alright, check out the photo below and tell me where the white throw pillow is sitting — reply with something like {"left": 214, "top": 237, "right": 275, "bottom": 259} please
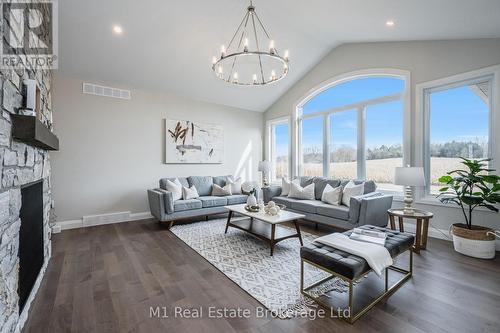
{"left": 165, "top": 178, "right": 183, "bottom": 201}
{"left": 212, "top": 183, "right": 232, "bottom": 196}
{"left": 281, "top": 178, "right": 299, "bottom": 196}
{"left": 321, "top": 184, "right": 342, "bottom": 206}
{"left": 182, "top": 185, "right": 199, "bottom": 200}
{"left": 227, "top": 177, "right": 242, "bottom": 194}
{"left": 288, "top": 182, "right": 315, "bottom": 200}
{"left": 341, "top": 181, "right": 364, "bottom": 207}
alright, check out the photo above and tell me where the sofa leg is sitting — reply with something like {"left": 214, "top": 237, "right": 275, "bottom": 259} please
{"left": 315, "top": 223, "right": 319, "bottom": 230}
{"left": 167, "top": 221, "right": 174, "bottom": 229}
{"left": 205, "top": 215, "right": 209, "bottom": 221}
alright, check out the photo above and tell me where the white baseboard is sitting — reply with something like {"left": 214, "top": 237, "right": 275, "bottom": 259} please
{"left": 54, "top": 210, "right": 453, "bottom": 243}
{"left": 83, "top": 211, "right": 131, "bottom": 227}
{"left": 53, "top": 211, "right": 153, "bottom": 231}
{"left": 55, "top": 219, "right": 82, "bottom": 231}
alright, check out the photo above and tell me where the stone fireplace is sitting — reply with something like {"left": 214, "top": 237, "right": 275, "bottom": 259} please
{"left": 0, "top": 3, "right": 54, "bottom": 332}
{"left": 0, "top": 80, "right": 53, "bottom": 332}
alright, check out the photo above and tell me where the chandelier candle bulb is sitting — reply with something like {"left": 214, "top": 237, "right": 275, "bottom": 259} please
{"left": 220, "top": 45, "right": 226, "bottom": 57}
{"left": 269, "top": 40, "right": 275, "bottom": 54}
{"left": 244, "top": 38, "right": 249, "bottom": 52}
{"left": 212, "top": 56, "right": 217, "bottom": 64}
{"left": 233, "top": 72, "right": 238, "bottom": 83}
{"left": 284, "top": 50, "right": 289, "bottom": 61}
{"left": 252, "top": 74, "right": 258, "bottom": 84}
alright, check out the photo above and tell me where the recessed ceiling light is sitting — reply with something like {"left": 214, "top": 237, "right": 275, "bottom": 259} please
{"left": 386, "top": 20, "right": 395, "bottom": 27}
{"left": 112, "top": 25, "right": 123, "bottom": 35}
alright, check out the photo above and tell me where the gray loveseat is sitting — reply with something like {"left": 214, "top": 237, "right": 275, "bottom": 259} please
{"left": 148, "top": 175, "right": 249, "bottom": 227}
{"left": 263, "top": 177, "right": 393, "bottom": 229}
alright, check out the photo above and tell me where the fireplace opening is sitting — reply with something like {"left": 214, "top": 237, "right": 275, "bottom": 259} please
{"left": 18, "top": 179, "right": 44, "bottom": 313}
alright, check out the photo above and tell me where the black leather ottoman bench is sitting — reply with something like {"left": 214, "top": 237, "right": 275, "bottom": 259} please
{"left": 300, "top": 225, "right": 415, "bottom": 323}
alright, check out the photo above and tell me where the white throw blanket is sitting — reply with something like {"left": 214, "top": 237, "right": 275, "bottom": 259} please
{"left": 314, "top": 233, "right": 393, "bottom": 276}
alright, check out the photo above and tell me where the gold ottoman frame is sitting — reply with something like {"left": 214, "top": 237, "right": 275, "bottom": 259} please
{"left": 300, "top": 249, "right": 413, "bottom": 324}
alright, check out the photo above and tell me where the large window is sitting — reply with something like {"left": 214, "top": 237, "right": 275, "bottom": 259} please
{"left": 299, "top": 75, "right": 406, "bottom": 191}
{"left": 426, "top": 78, "right": 491, "bottom": 194}
{"left": 365, "top": 100, "right": 404, "bottom": 191}
{"left": 269, "top": 119, "right": 290, "bottom": 182}
{"left": 329, "top": 109, "right": 357, "bottom": 180}
{"left": 301, "top": 116, "right": 324, "bottom": 177}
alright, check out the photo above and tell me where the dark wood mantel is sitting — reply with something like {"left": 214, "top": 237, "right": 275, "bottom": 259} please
{"left": 11, "top": 114, "right": 59, "bottom": 151}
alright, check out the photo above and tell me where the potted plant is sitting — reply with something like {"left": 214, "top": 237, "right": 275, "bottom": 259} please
{"left": 438, "top": 158, "right": 500, "bottom": 259}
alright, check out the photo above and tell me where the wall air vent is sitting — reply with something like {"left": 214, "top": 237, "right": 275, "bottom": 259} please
{"left": 82, "top": 82, "right": 131, "bottom": 100}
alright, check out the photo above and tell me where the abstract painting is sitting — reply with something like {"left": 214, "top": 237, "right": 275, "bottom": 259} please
{"left": 165, "top": 119, "right": 224, "bottom": 164}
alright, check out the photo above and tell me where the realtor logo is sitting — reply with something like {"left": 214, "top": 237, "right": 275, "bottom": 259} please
{"left": 1, "top": 0, "right": 58, "bottom": 69}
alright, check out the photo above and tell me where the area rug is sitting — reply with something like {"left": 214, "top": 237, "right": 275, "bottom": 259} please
{"left": 170, "top": 217, "right": 347, "bottom": 318}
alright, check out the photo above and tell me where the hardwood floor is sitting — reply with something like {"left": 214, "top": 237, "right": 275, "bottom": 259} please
{"left": 23, "top": 217, "right": 500, "bottom": 333}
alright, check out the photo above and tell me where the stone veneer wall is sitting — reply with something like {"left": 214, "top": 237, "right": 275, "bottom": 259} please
{"left": 0, "top": 2, "right": 53, "bottom": 332}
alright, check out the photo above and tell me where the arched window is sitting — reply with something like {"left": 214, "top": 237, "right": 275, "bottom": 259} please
{"left": 297, "top": 72, "right": 409, "bottom": 192}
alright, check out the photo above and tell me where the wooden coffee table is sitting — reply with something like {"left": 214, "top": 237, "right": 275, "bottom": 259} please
{"left": 224, "top": 204, "right": 305, "bottom": 256}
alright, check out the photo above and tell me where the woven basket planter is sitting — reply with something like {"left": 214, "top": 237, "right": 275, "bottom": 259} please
{"left": 451, "top": 223, "right": 496, "bottom": 259}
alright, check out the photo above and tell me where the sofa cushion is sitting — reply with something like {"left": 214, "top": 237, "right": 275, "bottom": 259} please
{"left": 321, "top": 184, "right": 342, "bottom": 205}
{"left": 174, "top": 199, "right": 202, "bottom": 212}
{"left": 316, "top": 204, "right": 350, "bottom": 220}
{"left": 226, "top": 194, "right": 248, "bottom": 205}
{"left": 213, "top": 175, "right": 232, "bottom": 187}
{"left": 349, "top": 192, "right": 382, "bottom": 223}
{"left": 182, "top": 185, "right": 199, "bottom": 200}
{"left": 361, "top": 180, "right": 377, "bottom": 194}
{"left": 341, "top": 181, "right": 365, "bottom": 207}
{"left": 198, "top": 196, "right": 227, "bottom": 208}
{"left": 188, "top": 176, "right": 213, "bottom": 196}
{"left": 288, "top": 183, "right": 315, "bottom": 200}
{"left": 164, "top": 178, "right": 183, "bottom": 201}
{"left": 212, "top": 184, "right": 232, "bottom": 196}
{"left": 227, "top": 177, "right": 242, "bottom": 194}
{"left": 160, "top": 177, "right": 189, "bottom": 189}
{"left": 314, "top": 178, "right": 341, "bottom": 200}
{"left": 291, "top": 200, "right": 325, "bottom": 214}
{"left": 273, "top": 196, "right": 301, "bottom": 208}
{"left": 299, "top": 176, "right": 315, "bottom": 187}
{"left": 340, "top": 180, "right": 377, "bottom": 194}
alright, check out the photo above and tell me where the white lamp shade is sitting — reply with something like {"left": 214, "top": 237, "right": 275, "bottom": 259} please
{"left": 394, "top": 167, "right": 426, "bottom": 186}
{"left": 258, "top": 160, "right": 271, "bottom": 172}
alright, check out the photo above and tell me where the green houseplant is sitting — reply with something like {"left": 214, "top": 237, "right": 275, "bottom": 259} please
{"left": 438, "top": 158, "right": 500, "bottom": 258}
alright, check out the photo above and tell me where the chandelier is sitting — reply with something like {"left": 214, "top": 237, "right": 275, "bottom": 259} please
{"left": 211, "top": 1, "right": 289, "bottom": 86}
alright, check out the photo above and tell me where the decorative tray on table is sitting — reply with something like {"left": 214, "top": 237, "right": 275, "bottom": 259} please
{"left": 244, "top": 205, "right": 260, "bottom": 213}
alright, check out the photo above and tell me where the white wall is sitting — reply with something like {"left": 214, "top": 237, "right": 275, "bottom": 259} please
{"left": 265, "top": 39, "right": 500, "bottom": 241}
{"left": 51, "top": 74, "right": 263, "bottom": 221}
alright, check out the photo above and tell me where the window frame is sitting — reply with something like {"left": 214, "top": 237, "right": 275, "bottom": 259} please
{"left": 293, "top": 69, "right": 411, "bottom": 194}
{"left": 266, "top": 116, "right": 292, "bottom": 183}
{"left": 416, "top": 66, "right": 499, "bottom": 202}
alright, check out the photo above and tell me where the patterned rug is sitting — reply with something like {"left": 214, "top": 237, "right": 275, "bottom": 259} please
{"left": 170, "top": 217, "right": 347, "bottom": 318}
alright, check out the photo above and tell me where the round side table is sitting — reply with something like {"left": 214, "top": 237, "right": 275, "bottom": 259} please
{"left": 387, "top": 209, "right": 434, "bottom": 254}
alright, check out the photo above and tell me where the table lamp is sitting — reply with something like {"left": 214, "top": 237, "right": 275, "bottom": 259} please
{"left": 258, "top": 160, "right": 271, "bottom": 187}
{"left": 394, "top": 167, "right": 425, "bottom": 214}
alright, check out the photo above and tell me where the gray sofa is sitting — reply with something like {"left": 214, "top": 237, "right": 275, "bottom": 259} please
{"left": 148, "top": 175, "right": 250, "bottom": 227}
{"left": 263, "top": 177, "right": 393, "bottom": 229}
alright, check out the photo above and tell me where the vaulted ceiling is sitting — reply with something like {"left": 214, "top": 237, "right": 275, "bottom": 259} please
{"left": 58, "top": 0, "right": 500, "bottom": 112}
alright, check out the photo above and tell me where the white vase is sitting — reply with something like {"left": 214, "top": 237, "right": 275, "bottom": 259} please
{"left": 247, "top": 194, "right": 257, "bottom": 206}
